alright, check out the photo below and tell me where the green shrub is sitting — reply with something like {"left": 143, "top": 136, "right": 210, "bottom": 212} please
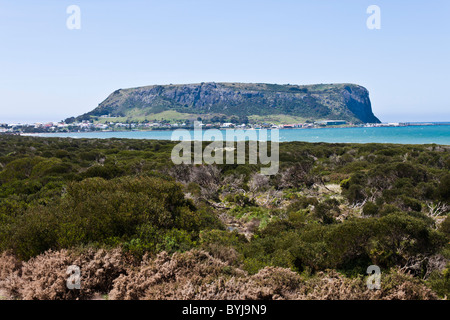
{"left": 427, "top": 264, "right": 450, "bottom": 298}
{"left": 438, "top": 174, "right": 450, "bottom": 201}
{"left": 314, "top": 198, "right": 340, "bottom": 224}
{"left": 363, "top": 201, "right": 379, "bottom": 216}
{"left": 82, "top": 165, "right": 124, "bottom": 180}
{"left": 439, "top": 216, "right": 450, "bottom": 240}
{"left": 2, "top": 176, "right": 200, "bottom": 259}
{"left": 370, "top": 214, "right": 446, "bottom": 268}
{"left": 155, "top": 229, "right": 195, "bottom": 253}
{"left": 225, "top": 193, "right": 255, "bottom": 207}
{"left": 344, "top": 184, "right": 365, "bottom": 204}
{"left": 399, "top": 195, "right": 422, "bottom": 212}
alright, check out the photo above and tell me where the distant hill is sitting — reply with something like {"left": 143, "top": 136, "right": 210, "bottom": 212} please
{"left": 73, "top": 82, "right": 381, "bottom": 124}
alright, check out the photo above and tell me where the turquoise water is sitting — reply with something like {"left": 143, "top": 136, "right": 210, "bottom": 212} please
{"left": 27, "top": 125, "right": 450, "bottom": 145}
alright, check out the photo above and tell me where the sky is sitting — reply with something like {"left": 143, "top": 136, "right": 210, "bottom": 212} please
{"left": 0, "top": 0, "right": 449, "bottom": 123}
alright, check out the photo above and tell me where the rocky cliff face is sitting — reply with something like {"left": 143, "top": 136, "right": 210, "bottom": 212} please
{"left": 341, "top": 85, "right": 379, "bottom": 123}
{"left": 79, "top": 82, "right": 380, "bottom": 123}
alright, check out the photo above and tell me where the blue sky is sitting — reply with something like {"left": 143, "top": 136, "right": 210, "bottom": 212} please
{"left": 0, "top": 0, "right": 449, "bottom": 123}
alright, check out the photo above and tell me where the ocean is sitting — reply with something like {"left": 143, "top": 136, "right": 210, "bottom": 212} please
{"left": 26, "top": 125, "right": 450, "bottom": 145}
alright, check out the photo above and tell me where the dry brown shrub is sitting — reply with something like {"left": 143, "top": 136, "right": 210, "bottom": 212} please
{"left": 1, "top": 248, "right": 440, "bottom": 300}
{"left": 200, "top": 244, "right": 241, "bottom": 266}
{"left": 0, "top": 251, "right": 21, "bottom": 280}
{"left": 1, "top": 248, "right": 128, "bottom": 300}
{"left": 148, "top": 266, "right": 303, "bottom": 300}
{"left": 0, "top": 251, "right": 22, "bottom": 299}
{"left": 110, "top": 250, "right": 246, "bottom": 300}
{"left": 297, "top": 269, "right": 439, "bottom": 300}
{"left": 370, "top": 268, "right": 438, "bottom": 300}
{"left": 246, "top": 267, "right": 303, "bottom": 299}
{"left": 110, "top": 250, "right": 305, "bottom": 300}
{"left": 4, "top": 249, "right": 74, "bottom": 300}
{"left": 213, "top": 267, "right": 303, "bottom": 300}
{"left": 110, "top": 250, "right": 440, "bottom": 300}
{"left": 297, "top": 270, "right": 370, "bottom": 300}
{"left": 71, "top": 248, "right": 128, "bottom": 298}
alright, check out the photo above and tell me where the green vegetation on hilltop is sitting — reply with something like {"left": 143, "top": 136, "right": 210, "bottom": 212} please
{"left": 74, "top": 82, "right": 380, "bottom": 124}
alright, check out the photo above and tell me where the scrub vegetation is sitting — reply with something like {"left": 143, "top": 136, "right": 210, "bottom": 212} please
{"left": 0, "top": 135, "right": 448, "bottom": 300}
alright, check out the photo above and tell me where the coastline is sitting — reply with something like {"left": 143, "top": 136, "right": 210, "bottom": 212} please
{"left": 18, "top": 125, "right": 450, "bottom": 145}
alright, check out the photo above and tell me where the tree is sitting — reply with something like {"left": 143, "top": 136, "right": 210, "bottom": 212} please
{"left": 65, "top": 117, "right": 76, "bottom": 124}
